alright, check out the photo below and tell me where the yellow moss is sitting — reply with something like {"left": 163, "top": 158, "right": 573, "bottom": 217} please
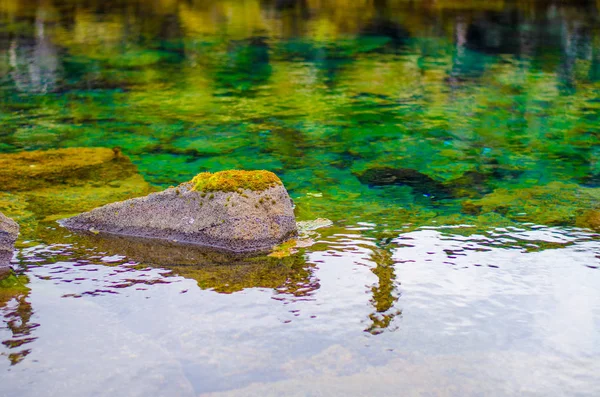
{"left": 576, "top": 209, "right": 600, "bottom": 230}
{"left": 191, "top": 170, "right": 282, "bottom": 193}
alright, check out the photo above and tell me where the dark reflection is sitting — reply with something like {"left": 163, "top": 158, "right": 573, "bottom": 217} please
{"left": 465, "top": 11, "right": 522, "bottom": 56}
{"left": 0, "top": 270, "right": 36, "bottom": 366}
{"left": 215, "top": 36, "right": 272, "bottom": 96}
{"left": 361, "top": 0, "right": 410, "bottom": 51}
{"left": 365, "top": 242, "right": 401, "bottom": 335}
{"left": 270, "top": 0, "right": 309, "bottom": 12}
{"left": 263, "top": 0, "right": 310, "bottom": 37}
{"left": 58, "top": 230, "right": 319, "bottom": 295}
{"left": 170, "top": 253, "right": 316, "bottom": 295}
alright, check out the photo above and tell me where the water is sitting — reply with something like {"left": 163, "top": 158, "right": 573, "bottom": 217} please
{"left": 1, "top": 0, "right": 600, "bottom": 395}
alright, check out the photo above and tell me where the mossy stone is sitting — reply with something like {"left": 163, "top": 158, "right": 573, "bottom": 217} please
{"left": 61, "top": 170, "right": 297, "bottom": 253}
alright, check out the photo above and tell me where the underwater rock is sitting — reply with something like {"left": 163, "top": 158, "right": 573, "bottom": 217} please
{"left": 355, "top": 167, "right": 452, "bottom": 199}
{"left": 446, "top": 170, "right": 493, "bottom": 198}
{"left": 61, "top": 170, "right": 297, "bottom": 253}
{"left": 0, "top": 147, "right": 139, "bottom": 191}
{"left": 0, "top": 212, "right": 19, "bottom": 269}
{"left": 461, "top": 182, "right": 600, "bottom": 227}
{"left": 0, "top": 147, "right": 153, "bottom": 237}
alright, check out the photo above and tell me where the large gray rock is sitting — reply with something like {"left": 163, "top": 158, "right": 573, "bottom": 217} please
{"left": 0, "top": 212, "right": 19, "bottom": 268}
{"left": 60, "top": 171, "right": 297, "bottom": 253}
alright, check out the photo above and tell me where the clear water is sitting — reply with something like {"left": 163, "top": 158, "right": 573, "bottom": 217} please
{"left": 1, "top": 0, "right": 600, "bottom": 395}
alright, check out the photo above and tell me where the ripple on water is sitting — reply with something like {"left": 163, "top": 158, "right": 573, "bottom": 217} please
{"left": 1, "top": 224, "right": 599, "bottom": 396}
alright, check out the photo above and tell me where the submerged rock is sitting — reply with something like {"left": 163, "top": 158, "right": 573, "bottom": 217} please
{"left": 0, "top": 212, "right": 19, "bottom": 269}
{"left": 61, "top": 170, "right": 297, "bottom": 253}
{"left": 356, "top": 167, "right": 452, "bottom": 199}
{"left": 0, "top": 147, "right": 135, "bottom": 191}
{"left": 0, "top": 147, "right": 153, "bottom": 236}
{"left": 461, "top": 182, "right": 600, "bottom": 228}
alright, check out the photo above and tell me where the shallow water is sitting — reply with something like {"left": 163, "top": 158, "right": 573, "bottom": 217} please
{"left": 1, "top": 0, "right": 600, "bottom": 395}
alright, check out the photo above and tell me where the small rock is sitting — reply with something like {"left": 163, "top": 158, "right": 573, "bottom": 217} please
{"left": 297, "top": 218, "right": 333, "bottom": 233}
{"left": 61, "top": 170, "right": 297, "bottom": 253}
{"left": 0, "top": 212, "right": 19, "bottom": 269}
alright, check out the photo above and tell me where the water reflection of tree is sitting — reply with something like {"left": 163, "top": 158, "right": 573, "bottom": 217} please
{"left": 0, "top": 271, "right": 37, "bottom": 366}
{"left": 365, "top": 242, "right": 401, "bottom": 335}
{"left": 215, "top": 36, "right": 272, "bottom": 96}
{"left": 6, "top": 3, "right": 59, "bottom": 93}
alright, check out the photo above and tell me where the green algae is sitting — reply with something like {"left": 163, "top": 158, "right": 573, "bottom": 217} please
{"left": 170, "top": 253, "right": 313, "bottom": 294}
{"left": 191, "top": 170, "right": 283, "bottom": 193}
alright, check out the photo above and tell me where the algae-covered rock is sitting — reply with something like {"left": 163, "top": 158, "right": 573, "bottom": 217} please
{"left": 461, "top": 182, "right": 600, "bottom": 227}
{"left": 0, "top": 147, "right": 134, "bottom": 191}
{"left": 0, "top": 148, "right": 154, "bottom": 237}
{"left": 0, "top": 212, "right": 19, "bottom": 269}
{"left": 61, "top": 170, "right": 297, "bottom": 253}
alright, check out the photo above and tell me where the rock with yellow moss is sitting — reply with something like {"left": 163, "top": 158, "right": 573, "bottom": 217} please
{"left": 0, "top": 212, "right": 19, "bottom": 269}
{"left": 60, "top": 170, "right": 297, "bottom": 253}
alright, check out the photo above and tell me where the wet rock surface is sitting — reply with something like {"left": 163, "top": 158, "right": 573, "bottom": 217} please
{"left": 61, "top": 170, "right": 297, "bottom": 253}
{"left": 0, "top": 212, "right": 19, "bottom": 269}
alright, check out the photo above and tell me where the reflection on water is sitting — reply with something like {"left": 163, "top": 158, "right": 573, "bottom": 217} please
{"left": 1, "top": 224, "right": 599, "bottom": 396}
{"left": 0, "top": 269, "right": 35, "bottom": 366}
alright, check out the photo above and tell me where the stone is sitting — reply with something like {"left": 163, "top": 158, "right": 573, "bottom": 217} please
{"left": 0, "top": 147, "right": 154, "bottom": 237}
{"left": 0, "top": 212, "right": 19, "bottom": 269}
{"left": 60, "top": 170, "right": 297, "bottom": 253}
{"left": 355, "top": 167, "right": 452, "bottom": 199}
{"left": 0, "top": 147, "right": 136, "bottom": 191}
